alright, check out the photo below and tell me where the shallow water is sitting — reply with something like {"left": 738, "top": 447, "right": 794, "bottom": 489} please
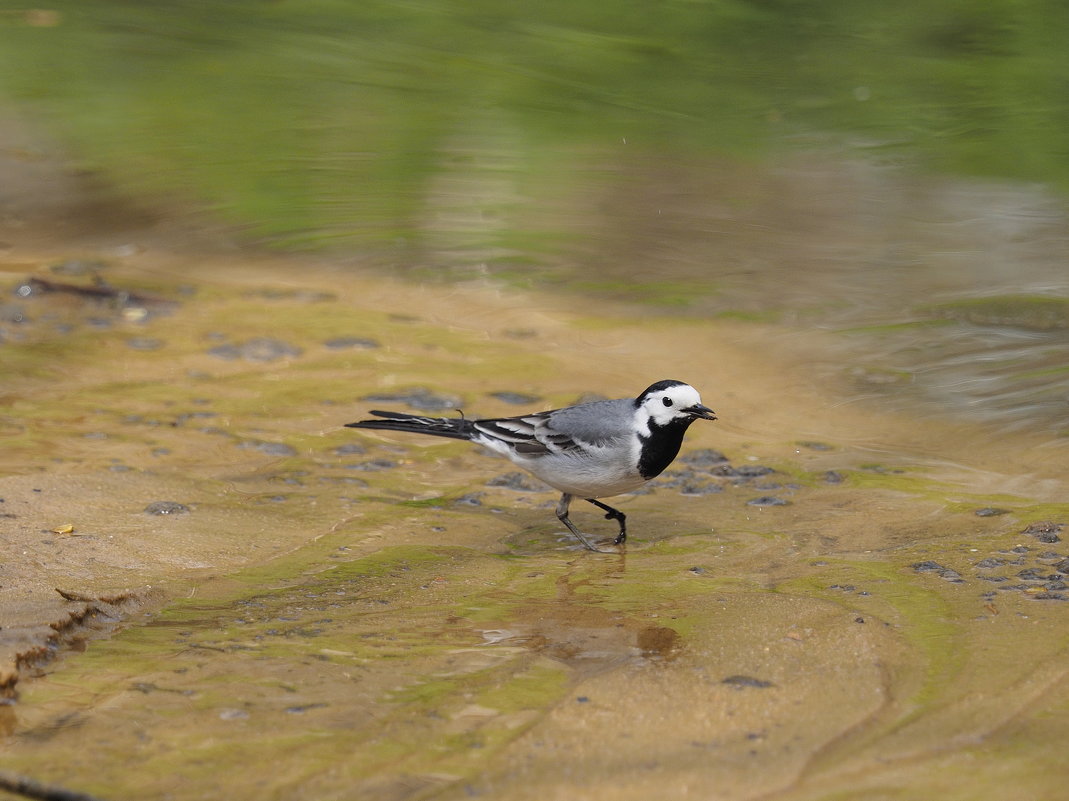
{"left": 1, "top": 233, "right": 1069, "bottom": 799}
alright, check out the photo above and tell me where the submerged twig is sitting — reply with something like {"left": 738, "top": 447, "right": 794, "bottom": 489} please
{"left": 21, "top": 277, "right": 173, "bottom": 308}
{"left": 0, "top": 770, "right": 108, "bottom": 801}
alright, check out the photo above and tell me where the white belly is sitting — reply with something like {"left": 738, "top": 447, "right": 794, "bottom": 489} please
{"left": 509, "top": 450, "right": 647, "bottom": 499}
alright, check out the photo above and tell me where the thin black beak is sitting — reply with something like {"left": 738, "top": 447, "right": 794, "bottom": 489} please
{"left": 685, "top": 403, "right": 717, "bottom": 421}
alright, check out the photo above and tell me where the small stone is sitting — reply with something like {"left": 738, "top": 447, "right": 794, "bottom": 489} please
{"left": 823, "top": 470, "right": 845, "bottom": 484}
{"left": 345, "top": 459, "right": 397, "bottom": 472}
{"left": 722, "top": 675, "right": 774, "bottom": 689}
{"left": 680, "top": 482, "right": 723, "bottom": 496}
{"left": 680, "top": 449, "right": 730, "bottom": 467}
{"left": 735, "top": 465, "right": 775, "bottom": 478}
{"left": 746, "top": 496, "right": 788, "bottom": 507}
{"left": 938, "top": 568, "right": 965, "bottom": 583}
{"left": 454, "top": 493, "right": 484, "bottom": 507}
{"left": 144, "top": 501, "right": 190, "bottom": 516}
{"left": 975, "top": 507, "right": 1011, "bottom": 517}
{"left": 324, "top": 336, "right": 380, "bottom": 350}
{"left": 1023, "top": 522, "right": 1063, "bottom": 543}
{"left": 913, "top": 561, "right": 947, "bottom": 573}
{"left": 976, "top": 558, "right": 1005, "bottom": 568}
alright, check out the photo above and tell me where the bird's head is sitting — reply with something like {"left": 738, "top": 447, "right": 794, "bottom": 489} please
{"left": 636, "top": 380, "right": 717, "bottom": 428}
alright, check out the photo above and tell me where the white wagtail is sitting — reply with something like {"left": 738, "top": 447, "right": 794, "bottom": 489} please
{"left": 345, "top": 380, "right": 717, "bottom": 552}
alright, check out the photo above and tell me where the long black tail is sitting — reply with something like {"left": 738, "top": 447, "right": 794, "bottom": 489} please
{"left": 345, "top": 410, "right": 477, "bottom": 441}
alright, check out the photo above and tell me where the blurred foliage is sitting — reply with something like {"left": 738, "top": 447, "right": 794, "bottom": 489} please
{"left": 0, "top": 0, "right": 1067, "bottom": 251}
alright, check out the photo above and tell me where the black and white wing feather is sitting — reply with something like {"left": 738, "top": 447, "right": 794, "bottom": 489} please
{"left": 473, "top": 398, "right": 636, "bottom": 457}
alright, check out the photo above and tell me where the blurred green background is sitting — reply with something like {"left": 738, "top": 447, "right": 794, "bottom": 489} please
{"left": 2, "top": 0, "right": 1067, "bottom": 261}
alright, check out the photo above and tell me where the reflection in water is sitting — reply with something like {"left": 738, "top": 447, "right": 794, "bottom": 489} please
{"left": 412, "top": 139, "right": 1069, "bottom": 433}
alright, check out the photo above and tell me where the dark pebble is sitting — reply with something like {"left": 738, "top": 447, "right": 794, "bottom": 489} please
{"left": 454, "top": 493, "right": 484, "bottom": 507}
{"left": 680, "top": 449, "right": 730, "bottom": 467}
{"left": 1031, "top": 592, "right": 1067, "bottom": 601}
{"left": 1022, "top": 521, "right": 1063, "bottom": 543}
{"left": 323, "top": 336, "right": 380, "bottom": 350}
{"left": 688, "top": 566, "right": 706, "bottom": 574}
{"left": 713, "top": 464, "right": 775, "bottom": 479}
{"left": 144, "top": 501, "right": 190, "bottom": 516}
{"left": 746, "top": 496, "right": 788, "bottom": 507}
{"left": 823, "top": 470, "right": 845, "bottom": 484}
{"left": 361, "top": 388, "right": 461, "bottom": 412}
{"left": 1055, "top": 558, "right": 1069, "bottom": 575}
{"left": 208, "top": 338, "right": 303, "bottom": 362}
{"left": 487, "top": 472, "right": 549, "bottom": 492}
{"left": 913, "top": 561, "right": 946, "bottom": 572}
{"left": 976, "top": 558, "right": 1005, "bottom": 568}
{"left": 489, "top": 391, "right": 541, "bottom": 405}
{"left": 680, "top": 483, "right": 723, "bottom": 496}
{"left": 1017, "top": 568, "right": 1046, "bottom": 580}
{"left": 722, "top": 675, "right": 774, "bottom": 689}
{"left": 346, "top": 459, "right": 397, "bottom": 472}
{"left": 975, "top": 507, "right": 1011, "bottom": 517}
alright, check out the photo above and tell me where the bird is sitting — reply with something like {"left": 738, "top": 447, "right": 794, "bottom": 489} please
{"left": 345, "top": 379, "right": 717, "bottom": 552}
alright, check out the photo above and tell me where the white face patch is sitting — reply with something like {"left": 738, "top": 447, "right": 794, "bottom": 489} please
{"left": 640, "top": 383, "right": 705, "bottom": 427}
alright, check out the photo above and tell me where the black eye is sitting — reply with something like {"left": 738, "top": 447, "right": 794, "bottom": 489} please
{"left": 662, "top": 397, "right": 673, "bottom": 407}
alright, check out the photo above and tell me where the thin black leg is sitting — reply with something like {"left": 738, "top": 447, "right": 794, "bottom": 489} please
{"left": 555, "top": 493, "right": 611, "bottom": 553}
{"left": 585, "top": 498, "right": 627, "bottom": 545}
